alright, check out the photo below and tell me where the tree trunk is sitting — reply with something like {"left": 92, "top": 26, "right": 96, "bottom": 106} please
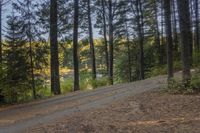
{"left": 29, "top": 40, "right": 36, "bottom": 99}
{"left": 28, "top": 1, "right": 36, "bottom": 99}
{"left": 101, "top": 0, "right": 109, "bottom": 75}
{"left": 172, "top": 0, "right": 179, "bottom": 54}
{"left": 195, "top": 0, "right": 200, "bottom": 51}
{"left": 108, "top": 0, "right": 114, "bottom": 84}
{"left": 125, "top": 22, "right": 132, "bottom": 82}
{"left": 154, "top": 0, "right": 161, "bottom": 65}
{"left": 164, "top": 0, "right": 174, "bottom": 81}
{"left": 177, "top": 0, "right": 192, "bottom": 84}
{"left": 160, "top": 0, "right": 166, "bottom": 65}
{"left": 136, "top": 0, "right": 144, "bottom": 80}
{"left": 0, "top": 1, "right": 2, "bottom": 64}
{"left": 189, "top": 0, "right": 194, "bottom": 59}
{"left": 87, "top": 0, "right": 96, "bottom": 80}
{"left": 50, "top": 0, "right": 61, "bottom": 94}
{"left": 73, "top": 0, "right": 80, "bottom": 91}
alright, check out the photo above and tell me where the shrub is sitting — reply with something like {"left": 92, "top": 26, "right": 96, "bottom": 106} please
{"left": 166, "top": 68, "right": 200, "bottom": 94}
{"left": 61, "top": 78, "right": 73, "bottom": 93}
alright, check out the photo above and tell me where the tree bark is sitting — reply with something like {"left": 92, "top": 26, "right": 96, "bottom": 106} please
{"left": 189, "top": 0, "right": 194, "bottom": 59}
{"left": 27, "top": 1, "right": 36, "bottom": 99}
{"left": 124, "top": 20, "right": 132, "bottom": 82}
{"left": 172, "top": 0, "right": 179, "bottom": 54}
{"left": 153, "top": 0, "right": 162, "bottom": 65}
{"left": 28, "top": 44, "right": 35, "bottom": 100}
{"left": 87, "top": 0, "right": 96, "bottom": 80}
{"left": 0, "top": 1, "right": 2, "bottom": 64}
{"left": 164, "top": 0, "right": 174, "bottom": 81}
{"left": 108, "top": 0, "right": 114, "bottom": 84}
{"left": 136, "top": 0, "right": 144, "bottom": 80}
{"left": 101, "top": 0, "right": 109, "bottom": 75}
{"left": 177, "top": 0, "right": 192, "bottom": 84}
{"left": 73, "top": 0, "right": 80, "bottom": 91}
{"left": 50, "top": 0, "right": 61, "bottom": 94}
{"left": 195, "top": 0, "right": 200, "bottom": 51}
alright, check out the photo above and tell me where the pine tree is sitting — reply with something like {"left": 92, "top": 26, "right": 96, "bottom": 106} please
{"left": 50, "top": 0, "right": 61, "bottom": 94}
{"left": 108, "top": 0, "right": 114, "bottom": 84}
{"left": 94, "top": 0, "right": 109, "bottom": 75}
{"left": 194, "top": 0, "right": 200, "bottom": 51}
{"left": 0, "top": 0, "right": 2, "bottom": 64}
{"left": 135, "top": 0, "right": 145, "bottom": 80}
{"left": 4, "top": 11, "right": 30, "bottom": 103}
{"left": 13, "top": 0, "right": 49, "bottom": 98}
{"left": 177, "top": 0, "right": 192, "bottom": 85}
{"left": 0, "top": 0, "right": 9, "bottom": 64}
{"left": 73, "top": 0, "right": 80, "bottom": 91}
{"left": 79, "top": 0, "right": 97, "bottom": 80}
{"left": 164, "top": 0, "right": 174, "bottom": 81}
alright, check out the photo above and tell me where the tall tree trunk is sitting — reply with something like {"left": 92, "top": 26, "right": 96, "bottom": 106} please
{"left": 28, "top": 1, "right": 36, "bottom": 99}
{"left": 50, "top": 0, "right": 61, "bottom": 94}
{"left": 189, "top": 0, "right": 194, "bottom": 59}
{"left": 172, "top": 0, "right": 179, "bottom": 54}
{"left": 164, "top": 0, "right": 174, "bottom": 81}
{"left": 136, "top": 0, "right": 144, "bottom": 80}
{"left": 87, "top": 0, "right": 96, "bottom": 80}
{"left": 108, "top": 0, "right": 114, "bottom": 84}
{"left": 153, "top": 0, "right": 161, "bottom": 65}
{"left": 73, "top": 0, "right": 80, "bottom": 91}
{"left": 0, "top": 1, "right": 2, "bottom": 64}
{"left": 29, "top": 40, "right": 36, "bottom": 99}
{"left": 125, "top": 22, "right": 132, "bottom": 82}
{"left": 177, "top": 0, "right": 192, "bottom": 84}
{"left": 101, "top": 0, "right": 109, "bottom": 75}
{"left": 161, "top": 0, "right": 165, "bottom": 65}
{"left": 0, "top": 1, "right": 3, "bottom": 103}
{"left": 195, "top": 0, "right": 200, "bottom": 51}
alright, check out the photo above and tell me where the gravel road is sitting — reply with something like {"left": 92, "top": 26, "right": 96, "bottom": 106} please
{"left": 0, "top": 74, "right": 170, "bottom": 133}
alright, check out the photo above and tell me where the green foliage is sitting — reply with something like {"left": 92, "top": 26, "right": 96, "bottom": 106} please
{"left": 93, "top": 77, "right": 110, "bottom": 88}
{"left": 114, "top": 54, "right": 131, "bottom": 83}
{"left": 166, "top": 68, "right": 200, "bottom": 94}
{"left": 60, "top": 73, "right": 109, "bottom": 93}
{"left": 190, "top": 69, "right": 200, "bottom": 91}
{"left": 149, "top": 61, "right": 182, "bottom": 77}
{"left": 149, "top": 65, "right": 167, "bottom": 77}
{"left": 166, "top": 79, "right": 191, "bottom": 94}
{"left": 174, "top": 61, "right": 182, "bottom": 71}
{"left": 193, "top": 52, "right": 200, "bottom": 67}
{"left": 61, "top": 78, "right": 73, "bottom": 93}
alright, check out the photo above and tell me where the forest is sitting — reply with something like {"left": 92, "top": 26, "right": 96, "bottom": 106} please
{"left": 0, "top": 0, "right": 199, "bottom": 104}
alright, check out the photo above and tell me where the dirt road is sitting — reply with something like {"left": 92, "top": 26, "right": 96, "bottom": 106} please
{"left": 0, "top": 74, "right": 168, "bottom": 133}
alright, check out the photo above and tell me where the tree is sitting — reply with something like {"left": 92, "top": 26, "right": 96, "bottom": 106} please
{"left": 0, "top": 0, "right": 9, "bottom": 64}
{"left": 73, "top": 0, "right": 80, "bottom": 91}
{"left": 172, "top": 0, "right": 179, "bottom": 55}
{"left": 135, "top": 0, "right": 144, "bottom": 80}
{"left": 194, "top": 0, "right": 200, "bottom": 51}
{"left": 101, "top": 0, "right": 109, "bottom": 75}
{"left": 86, "top": 0, "right": 96, "bottom": 80}
{"left": 163, "top": 0, "right": 173, "bottom": 81}
{"left": 177, "top": 0, "right": 192, "bottom": 84}
{"left": 50, "top": 0, "right": 61, "bottom": 94}
{"left": 94, "top": 0, "right": 109, "bottom": 75}
{"left": 3, "top": 11, "right": 30, "bottom": 103}
{"left": 13, "top": 0, "right": 49, "bottom": 98}
{"left": 108, "top": 0, "right": 114, "bottom": 84}
{"left": 0, "top": 0, "right": 2, "bottom": 64}
{"left": 153, "top": 0, "right": 162, "bottom": 65}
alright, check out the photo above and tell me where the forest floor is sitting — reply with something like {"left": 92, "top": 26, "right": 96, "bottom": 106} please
{"left": 29, "top": 90, "right": 200, "bottom": 133}
{"left": 1, "top": 71, "right": 200, "bottom": 133}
